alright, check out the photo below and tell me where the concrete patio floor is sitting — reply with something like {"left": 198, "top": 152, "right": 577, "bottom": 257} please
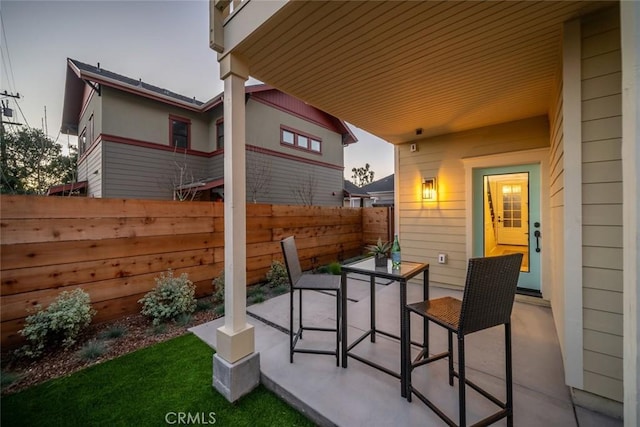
{"left": 191, "top": 274, "right": 622, "bottom": 427}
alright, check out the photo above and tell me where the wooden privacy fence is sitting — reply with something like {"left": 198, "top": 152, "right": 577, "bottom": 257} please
{"left": 0, "top": 195, "right": 391, "bottom": 347}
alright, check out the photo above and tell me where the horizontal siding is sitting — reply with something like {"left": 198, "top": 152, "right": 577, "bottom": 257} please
{"left": 583, "top": 309, "right": 623, "bottom": 336}
{"left": 582, "top": 225, "right": 623, "bottom": 247}
{"left": 77, "top": 142, "right": 103, "bottom": 197}
{"left": 583, "top": 372, "right": 623, "bottom": 402}
{"left": 579, "top": 6, "right": 622, "bottom": 403}
{"left": 103, "top": 88, "right": 211, "bottom": 152}
{"left": 581, "top": 72, "right": 621, "bottom": 101}
{"left": 246, "top": 98, "right": 344, "bottom": 167}
{"left": 103, "top": 141, "right": 209, "bottom": 200}
{"left": 582, "top": 138, "right": 621, "bottom": 162}
{"left": 583, "top": 329, "right": 622, "bottom": 358}
{"left": 582, "top": 267, "right": 623, "bottom": 292}
{"left": 250, "top": 151, "right": 343, "bottom": 206}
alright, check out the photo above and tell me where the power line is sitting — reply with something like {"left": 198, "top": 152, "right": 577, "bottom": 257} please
{"left": 0, "top": 11, "right": 17, "bottom": 94}
{"left": 14, "top": 98, "right": 29, "bottom": 128}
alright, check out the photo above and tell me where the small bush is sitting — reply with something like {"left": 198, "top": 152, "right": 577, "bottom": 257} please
{"left": 78, "top": 340, "right": 107, "bottom": 361}
{"left": 266, "top": 261, "right": 289, "bottom": 289}
{"left": 139, "top": 269, "right": 196, "bottom": 326}
{"left": 328, "top": 262, "right": 342, "bottom": 275}
{"left": 272, "top": 284, "right": 289, "bottom": 296}
{"left": 247, "top": 289, "right": 265, "bottom": 305}
{"left": 18, "top": 288, "right": 96, "bottom": 358}
{"left": 98, "top": 325, "right": 127, "bottom": 340}
{"left": 212, "top": 271, "right": 225, "bottom": 303}
{"left": 147, "top": 323, "right": 167, "bottom": 336}
{"left": 213, "top": 304, "right": 225, "bottom": 316}
{"left": 175, "top": 313, "right": 192, "bottom": 327}
{"left": 1, "top": 370, "right": 22, "bottom": 390}
{"left": 195, "top": 299, "right": 213, "bottom": 312}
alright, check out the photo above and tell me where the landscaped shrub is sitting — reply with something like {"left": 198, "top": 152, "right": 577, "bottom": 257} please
{"left": 1, "top": 370, "right": 22, "bottom": 391}
{"left": 18, "top": 288, "right": 96, "bottom": 358}
{"left": 175, "top": 313, "right": 192, "bottom": 327}
{"left": 138, "top": 269, "right": 196, "bottom": 326}
{"left": 247, "top": 288, "right": 265, "bottom": 305}
{"left": 212, "top": 271, "right": 225, "bottom": 302}
{"left": 266, "top": 261, "right": 289, "bottom": 289}
{"left": 78, "top": 340, "right": 108, "bottom": 361}
{"left": 98, "top": 325, "right": 127, "bottom": 340}
{"left": 195, "top": 298, "right": 213, "bottom": 312}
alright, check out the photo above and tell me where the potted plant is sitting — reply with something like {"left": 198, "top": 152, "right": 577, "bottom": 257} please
{"left": 366, "top": 237, "right": 391, "bottom": 267}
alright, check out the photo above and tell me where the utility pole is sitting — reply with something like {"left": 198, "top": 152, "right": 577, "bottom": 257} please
{"left": 1, "top": 91, "right": 22, "bottom": 126}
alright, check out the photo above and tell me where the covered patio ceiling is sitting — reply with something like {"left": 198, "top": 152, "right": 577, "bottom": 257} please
{"left": 228, "top": 0, "right": 613, "bottom": 144}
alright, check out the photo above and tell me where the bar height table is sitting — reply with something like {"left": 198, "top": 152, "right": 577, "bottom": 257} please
{"left": 340, "top": 257, "right": 429, "bottom": 398}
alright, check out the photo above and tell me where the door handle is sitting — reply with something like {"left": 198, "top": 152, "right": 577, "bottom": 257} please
{"left": 534, "top": 230, "right": 541, "bottom": 252}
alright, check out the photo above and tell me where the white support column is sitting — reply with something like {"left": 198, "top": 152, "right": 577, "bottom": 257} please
{"left": 213, "top": 53, "right": 259, "bottom": 403}
{"left": 621, "top": 2, "right": 639, "bottom": 425}
{"left": 561, "top": 18, "right": 584, "bottom": 390}
{"left": 216, "top": 53, "right": 254, "bottom": 362}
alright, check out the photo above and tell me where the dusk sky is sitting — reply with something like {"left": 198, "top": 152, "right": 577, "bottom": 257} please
{"left": 0, "top": 0, "right": 394, "bottom": 182}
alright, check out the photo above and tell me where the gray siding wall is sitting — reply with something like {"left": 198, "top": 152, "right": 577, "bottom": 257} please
{"left": 580, "top": 6, "right": 623, "bottom": 403}
{"left": 246, "top": 149, "right": 343, "bottom": 206}
{"left": 77, "top": 141, "right": 103, "bottom": 198}
{"left": 245, "top": 98, "right": 344, "bottom": 168}
{"left": 78, "top": 87, "right": 102, "bottom": 149}
{"left": 102, "top": 88, "right": 211, "bottom": 152}
{"left": 102, "top": 141, "right": 209, "bottom": 200}
{"left": 83, "top": 87, "right": 345, "bottom": 204}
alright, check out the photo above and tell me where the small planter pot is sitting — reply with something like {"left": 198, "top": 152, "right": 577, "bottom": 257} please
{"left": 374, "top": 255, "right": 387, "bottom": 267}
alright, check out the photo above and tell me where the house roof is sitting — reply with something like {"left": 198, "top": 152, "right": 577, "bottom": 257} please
{"left": 46, "top": 180, "right": 88, "bottom": 196}
{"left": 61, "top": 58, "right": 357, "bottom": 144}
{"left": 361, "top": 174, "right": 394, "bottom": 194}
{"left": 343, "top": 179, "right": 370, "bottom": 198}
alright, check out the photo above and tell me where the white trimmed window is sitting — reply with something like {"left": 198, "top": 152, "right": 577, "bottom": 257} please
{"left": 280, "top": 126, "right": 321, "bottom": 153}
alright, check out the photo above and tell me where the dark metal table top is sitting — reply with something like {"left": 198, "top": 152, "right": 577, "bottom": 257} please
{"left": 341, "top": 257, "right": 429, "bottom": 281}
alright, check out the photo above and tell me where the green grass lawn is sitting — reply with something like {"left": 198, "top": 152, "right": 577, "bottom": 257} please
{"left": 1, "top": 334, "right": 314, "bottom": 427}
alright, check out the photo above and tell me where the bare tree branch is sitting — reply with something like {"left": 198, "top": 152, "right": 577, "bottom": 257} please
{"left": 291, "top": 169, "right": 317, "bottom": 206}
{"left": 246, "top": 145, "right": 272, "bottom": 203}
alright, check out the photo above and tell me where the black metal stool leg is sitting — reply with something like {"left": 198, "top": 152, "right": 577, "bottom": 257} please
{"left": 299, "top": 290, "right": 303, "bottom": 339}
{"left": 506, "top": 322, "right": 513, "bottom": 427}
{"left": 336, "top": 289, "right": 340, "bottom": 366}
{"left": 406, "top": 310, "right": 412, "bottom": 403}
{"left": 458, "top": 335, "right": 466, "bottom": 427}
{"left": 290, "top": 289, "right": 294, "bottom": 363}
{"left": 448, "top": 330, "right": 454, "bottom": 386}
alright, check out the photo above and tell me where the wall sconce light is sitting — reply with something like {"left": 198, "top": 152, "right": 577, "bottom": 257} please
{"left": 422, "top": 177, "right": 437, "bottom": 200}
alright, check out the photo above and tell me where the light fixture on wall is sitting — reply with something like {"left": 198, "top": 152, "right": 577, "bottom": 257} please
{"left": 422, "top": 177, "right": 437, "bottom": 201}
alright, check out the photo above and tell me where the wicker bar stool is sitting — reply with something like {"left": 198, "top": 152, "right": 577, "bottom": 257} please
{"left": 281, "top": 236, "right": 341, "bottom": 365}
{"left": 406, "top": 253, "right": 523, "bottom": 427}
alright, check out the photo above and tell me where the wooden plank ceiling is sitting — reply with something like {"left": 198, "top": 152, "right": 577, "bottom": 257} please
{"left": 231, "top": 0, "right": 613, "bottom": 144}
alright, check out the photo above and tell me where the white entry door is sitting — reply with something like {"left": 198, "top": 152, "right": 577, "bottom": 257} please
{"left": 495, "top": 177, "right": 529, "bottom": 246}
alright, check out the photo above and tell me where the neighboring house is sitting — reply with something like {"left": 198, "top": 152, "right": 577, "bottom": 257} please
{"left": 342, "top": 179, "right": 371, "bottom": 207}
{"left": 212, "top": 0, "right": 639, "bottom": 420}
{"left": 343, "top": 174, "right": 395, "bottom": 207}
{"left": 59, "top": 59, "right": 357, "bottom": 204}
{"left": 360, "top": 174, "right": 394, "bottom": 207}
